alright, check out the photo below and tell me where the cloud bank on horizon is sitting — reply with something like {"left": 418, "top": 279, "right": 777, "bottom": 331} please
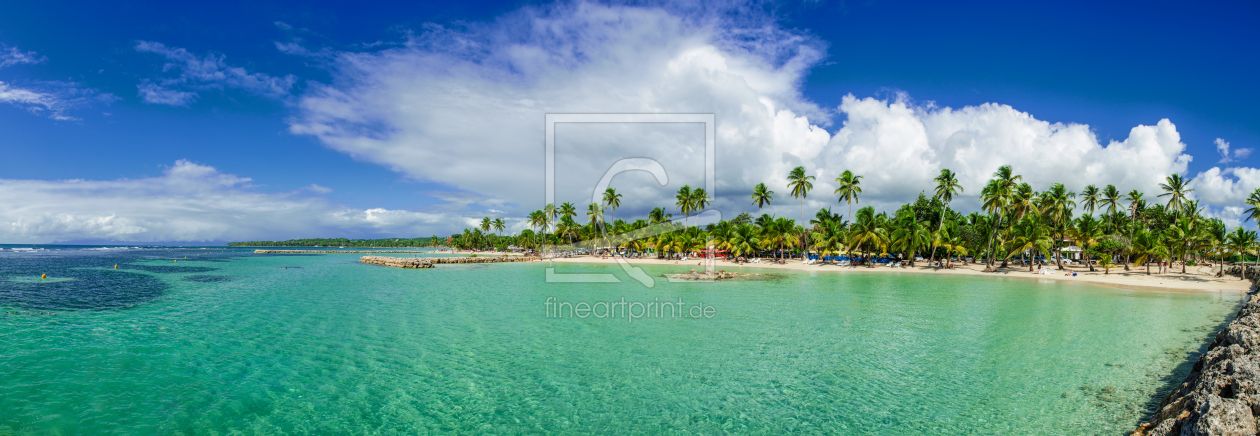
{"left": 1, "top": 1, "right": 1258, "bottom": 243}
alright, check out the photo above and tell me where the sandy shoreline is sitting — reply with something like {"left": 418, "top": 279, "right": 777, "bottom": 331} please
{"left": 535, "top": 255, "right": 1250, "bottom": 293}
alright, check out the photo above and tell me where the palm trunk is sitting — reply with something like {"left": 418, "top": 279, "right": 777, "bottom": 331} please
{"left": 984, "top": 212, "right": 1002, "bottom": 269}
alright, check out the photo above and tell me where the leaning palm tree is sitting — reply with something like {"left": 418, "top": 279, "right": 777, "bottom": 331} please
{"left": 602, "top": 188, "right": 622, "bottom": 223}
{"left": 1158, "top": 174, "right": 1194, "bottom": 219}
{"left": 787, "top": 166, "right": 815, "bottom": 260}
{"left": 751, "top": 183, "right": 774, "bottom": 214}
{"left": 480, "top": 217, "right": 492, "bottom": 234}
{"left": 927, "top": 169, "right": 962, "bottom": 264}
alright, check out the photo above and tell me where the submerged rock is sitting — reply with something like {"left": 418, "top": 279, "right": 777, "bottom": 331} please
{"left": 666, "top": 269, "right": 760, "bottom": 281}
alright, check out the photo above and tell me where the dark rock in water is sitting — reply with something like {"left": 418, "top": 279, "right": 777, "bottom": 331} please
{"left": 665, "top": 270, "right": 760, "bottom": 281}
{"left": 1135, "top": 289, "right": 1260, "bottom": 435}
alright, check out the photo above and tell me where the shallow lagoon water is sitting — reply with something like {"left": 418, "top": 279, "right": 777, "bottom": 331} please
{"left": 0, "top": 248, "right": 1243, "bottom": 434}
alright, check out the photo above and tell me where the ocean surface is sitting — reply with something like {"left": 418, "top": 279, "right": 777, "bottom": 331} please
{"left": 0, "top": 246, "right": 1243, "bottom": 435}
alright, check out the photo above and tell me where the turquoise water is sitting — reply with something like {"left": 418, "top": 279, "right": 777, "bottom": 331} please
{"left": 0, "top": 249, "right": 1241, "bottom": 434}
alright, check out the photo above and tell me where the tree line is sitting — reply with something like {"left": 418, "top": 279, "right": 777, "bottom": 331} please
{"left": 460, "top": 166, "right": 1260, "bottom": 277}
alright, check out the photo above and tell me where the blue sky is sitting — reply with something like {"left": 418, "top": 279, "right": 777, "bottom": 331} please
{"left": 0, "top": 0, "right": 1257, "bottom": 243}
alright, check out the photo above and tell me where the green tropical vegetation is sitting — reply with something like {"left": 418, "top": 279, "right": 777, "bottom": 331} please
{"left": 233, "top": 167, "right": 1260, "bottom": 278}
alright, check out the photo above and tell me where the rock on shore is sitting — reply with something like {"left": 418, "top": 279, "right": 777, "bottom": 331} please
{"left": 1134, "top": 273, "right": 1260, "bottom": 435}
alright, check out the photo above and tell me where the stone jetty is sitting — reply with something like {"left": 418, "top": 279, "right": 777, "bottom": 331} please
{"left": 1133, "top": 272, "right": 1260, "bottom": 435}
{"left": 359, "top": 255, "right": 535, "bottom": 269}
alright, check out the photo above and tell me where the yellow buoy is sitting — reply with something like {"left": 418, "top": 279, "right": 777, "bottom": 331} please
{"left": 174, "top": 260, "right": 178, "bottom": 263}
{"left": 114, "top": 265, "right": 118, "bottom": 269}
{"left": 41, "top": 274, "right": 47, "bottom": 279}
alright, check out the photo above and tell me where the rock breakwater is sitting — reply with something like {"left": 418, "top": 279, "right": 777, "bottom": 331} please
{"left": 1134, "top": 277, "right": 1260, "bottom": 435}
{"left": 257, "top": 250, "right": 434, "bottom": 254}
{"left": 359, "top": 255, "right": 535, "bottom": 269}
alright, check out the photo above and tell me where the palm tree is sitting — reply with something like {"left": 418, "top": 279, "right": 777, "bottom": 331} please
{"left": 675, "top": 185, "right": 693, "bottom": 226}
{"left": 690, "top": 188, "right": 711, "bottom": 217}
{"left": 1069, "top": 215, "right": 1102, "bottom": 271}
{"left": 788, "top": 166, "right": 815, "bottom": 260}
{"left": 492, "top": 218, "right": 506, "bottom": 237}
{"left": 1124, "top": 190, "right": 1145, "bottom": 268}
{"left": 602, "top": 188, "right": 622, "bottom": 223}
{"left": 926, "top": 169, "right": 963, "bottom": 264}
{"left": 1158, "top": 174, "right": 1194, "bottom": 219}
{"left": 1131, "top": 229, "right": 1166, "bottom": 275}
{"left": 648, "top": 207, "right": 671, "bottom": 224}
{"left": 834, "top": 170, "right": 863, "bottom": 224}
{"left": 1164, "top": 217, "right": 1201, "bottom": 274}
{"left": 1243, "top": 188, "right": 1260, "bottom": 225}
{"left": 891, "top": 210, "right": 931, "bottom": 266}
{"left": 834, "top": 169, "right": 862, "bottom": 260}
{"left": 848, "top": 206, "right": 888, "bottom": 267}
{"left": 1005, "top": 215, "right": 1054, "bottom": 271}
{"left": 1041, "top": 183, "right": 1076, "bottom": 269}
{"left": 1227, "top": 228, "right": 1258, "bottom": 280}
{"left": 480, "top": 217, "right": 492, "bottom": 235}
{"left": 543, "top": 203, "right": 558, "bottom": 234}
{"left": 559, "top": 202, "right": 577, "bottom": 224}
{"left": 751, "top": 183, "right": 774, "bottom": 214}
{"left": 727, "top": 224, "right": 760, "bottom": 259}
{"left": 1098, "top": 254, "right": 1118, "bottom": 275}
{"left": 1081, "top": 185, "right": 1100, "bottom": 216}
{"left": 980, "top": 166, "right": 1021, "bottom": 268}
{"left": 1102, "top": 184, "right": 1122, "bottom": 229}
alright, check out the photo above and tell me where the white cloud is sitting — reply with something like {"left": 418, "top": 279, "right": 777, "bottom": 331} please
{"left": 304, "top": 184, "right": 333, "bottom": 194}
{"left": 288, "top": 2, "right": 828, "bottom": 221}
{"left": 285, "top": 1, "right": 1245, "bottom": 228}
{"left": 0, "top": 160, "right": 479, "bottom": 243}
{"left": 815, "top": 95, "right": 1195, "bottom": 214}
{"left": 0, "top": 44, "right": 46, "bottom": 68}
{"left": 134, "top": 41, "right": 297, "bottom": 105}
{"left": 137, "top": 80, "right": 197, "bottom": 106}
{"left": 1216, "top": 138, "right": 1252, "bottom": 163}
{"left": 0, "top": 80, "right": 116, "bottom": 121}
{"left": 0, "top": 44, "right": 116, "bottom": 120}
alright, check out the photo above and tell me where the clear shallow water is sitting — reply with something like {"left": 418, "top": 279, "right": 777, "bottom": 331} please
{"left": 0, "top": 249, "right": 1242, "bottom": 435}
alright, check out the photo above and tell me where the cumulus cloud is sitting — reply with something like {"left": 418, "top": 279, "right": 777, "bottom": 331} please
{"left": 134, "top": 41, "right": 297, "bottom": 105}
{"left": 815, "top": 95, "right": 1196, "bottom": 214}
{"left": 0, "top": 160, "right": 480, "bottom": 243}
{"left": 288, "top": 2, "right": 828, "bottom": 221}
{"left": 283, "top": 0, "right": 1250, "bottom": 229}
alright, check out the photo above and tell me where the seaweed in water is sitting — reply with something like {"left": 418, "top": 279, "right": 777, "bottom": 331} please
{"left": 183, "top": 275, "right": 235, "bottom": 283}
